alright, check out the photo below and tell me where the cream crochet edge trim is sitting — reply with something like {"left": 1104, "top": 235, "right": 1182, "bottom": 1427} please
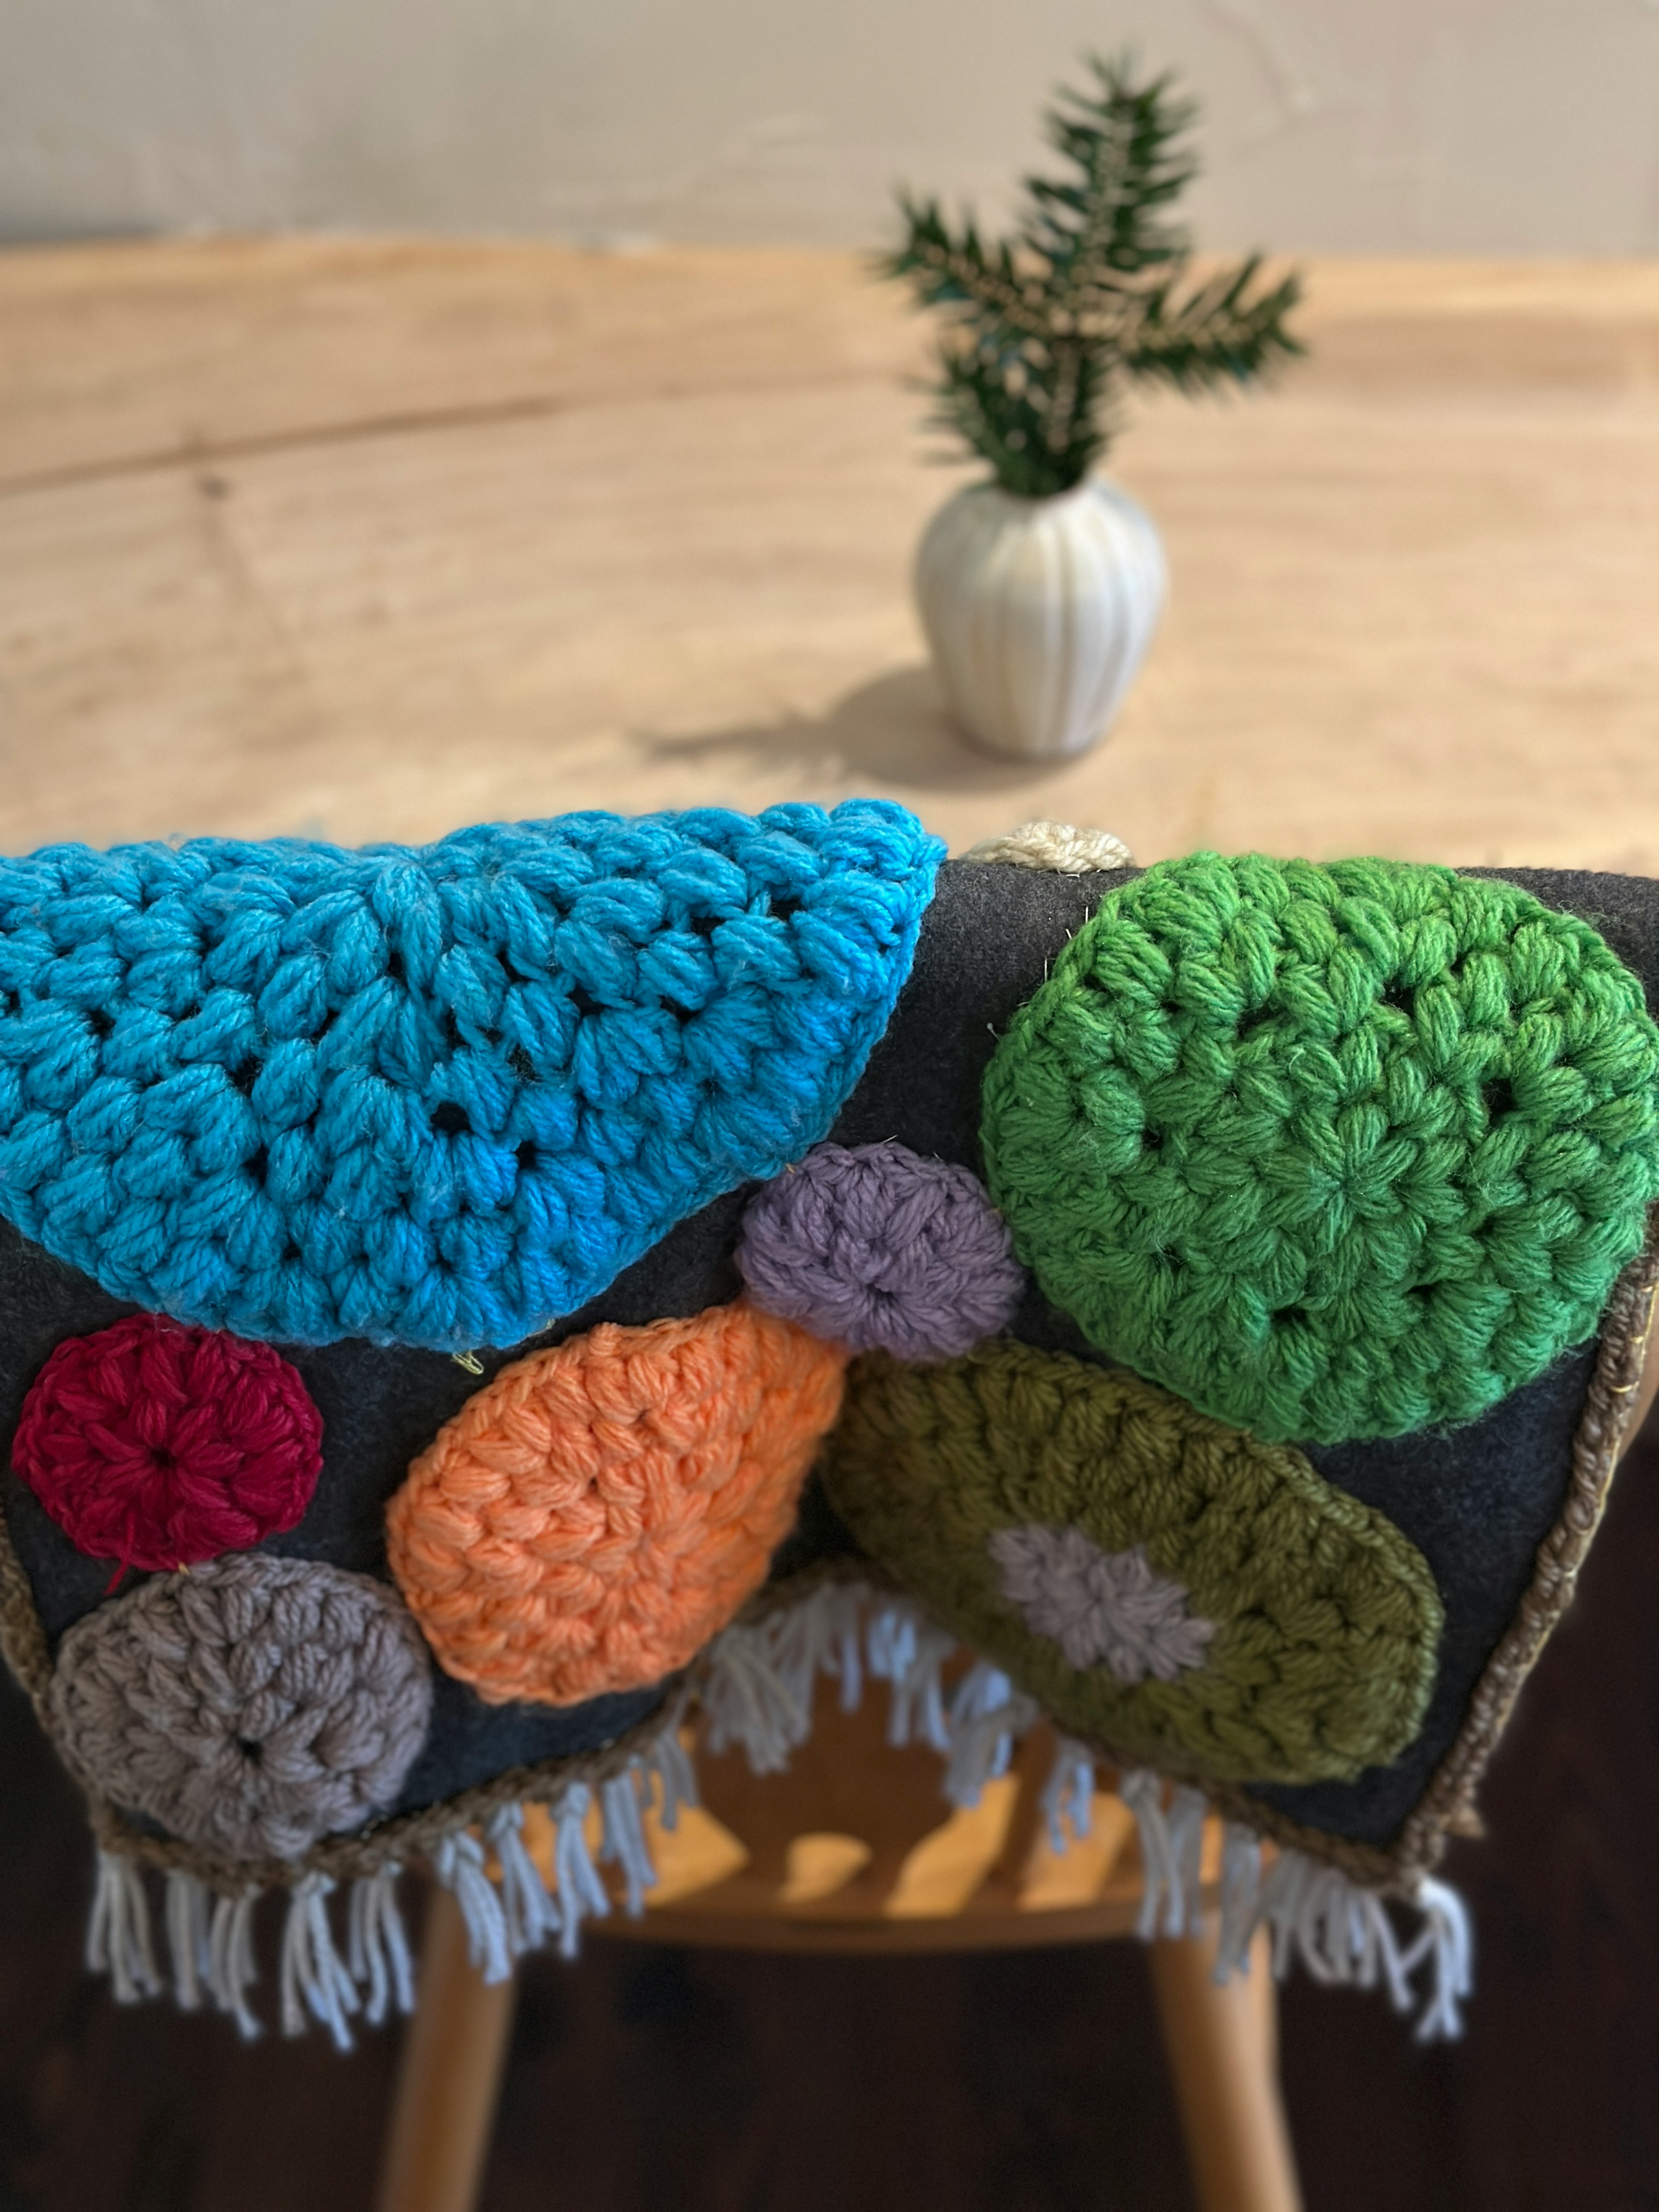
{"left": 961, "top": 820, "right": 1133, "bottom": 872}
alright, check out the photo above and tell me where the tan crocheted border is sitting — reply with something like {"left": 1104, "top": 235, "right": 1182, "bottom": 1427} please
{"left": 1, "top": 1238, "right": 1653, "bottom": 1898}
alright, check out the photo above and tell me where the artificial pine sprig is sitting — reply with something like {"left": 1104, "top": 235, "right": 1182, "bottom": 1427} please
{"left": 883, "top": 56, "right": 1303, "bottom": 499}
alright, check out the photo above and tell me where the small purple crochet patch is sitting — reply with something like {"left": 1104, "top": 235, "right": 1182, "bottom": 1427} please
{"left": 988, "top": 1526, "right": 1217, "bottom": 1684}
{"left": 736, "top": 1141, "right": 1025, "bottom": 1359}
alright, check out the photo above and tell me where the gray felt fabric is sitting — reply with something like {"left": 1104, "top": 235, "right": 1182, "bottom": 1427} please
{"left": 2, "top": 855, "right": 1656, "bottom": 1851}
{"left": 1265, "top": 1342, "right": 1599, "bottom": 1843}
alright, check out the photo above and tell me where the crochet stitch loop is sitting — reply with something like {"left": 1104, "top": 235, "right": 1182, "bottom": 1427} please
{"left": 735, "top": 1140, "right": 1026, "bottom": 1358}
{"left": 0, "top": 803, "right": 942, "bottom": 1351}
{"left": 385, "top": 1301, "right": 846, "bottom": 1706}
{"left": 14, "top": 1313, "right": 323, "bottom": 1577}
{"left": 819, "top": 1344, "right": 1443, "bottom": 1786}
{"left": 48, "top": 1556, "right": 433, "bottom": 1862}
{"left": 981, "top": 853, "right": 1659, "bottom": 1443}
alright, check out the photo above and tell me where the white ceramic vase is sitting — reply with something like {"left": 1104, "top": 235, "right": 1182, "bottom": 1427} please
{"left": 914, "top": 477, "right": 1166, "bottom": 761}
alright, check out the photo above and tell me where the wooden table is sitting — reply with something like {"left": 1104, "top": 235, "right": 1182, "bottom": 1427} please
{"left": 3, "top": 241, "right": 1659, "bottom": 869}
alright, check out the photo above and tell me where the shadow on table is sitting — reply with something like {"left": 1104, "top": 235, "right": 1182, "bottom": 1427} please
{"left": 634, "top": 666, "right": 1067, "bottom": 796}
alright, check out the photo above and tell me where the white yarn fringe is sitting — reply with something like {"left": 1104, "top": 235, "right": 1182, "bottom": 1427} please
{"left": 943, "top": 1663, "right": 1041, "bottom": 1808}
{"left": 348, "top": 1864, "right": 416, "bottom": 2028}
{"left": 1040, "top": 1736, "right": 1096, "bottom": 1851}
{"left": 547, "top": 1784, "right": 609, "bottom": 1957}
{"left": 1116, "top": 1777, "right": 1472, "bottom": 2041}
{"left": 867, "top": 1602, "right": 956, "bottom": 1753}
{"left": 158, "top": 1868, "right": 266, "bottom": 2038}
{"left": 79, "top": 1596, "right": 1476, "bottom": 2047}
{"left": 1215, "top": 1822, "right": 1264, "bottom": 1981}
{"left": 431, "top": 1827, "right": 512, "bottom": 1984}
{"left": 599, "top": 1771, "right": 656, "bottom": 1919}
{"left": 1119, "top": 1771, "right": 1211, "bottom": 1940}
{"left": 703, "top": 1580, "right": 958, "bottom": 1775}
{"left": 88, "top": 1850, "right": 161, "bottom": 2005}
{"left": 703, "top": 1580, "right": 880, "bottom": 1770}
{"left": 486, "top": 1805, "right": 563, "bottom": 1960}
{"left": 280, "top": 1874, "right": 360, "bottom": 2052}
{"left": 164, "top": 1869, "right": 212, "bottom": 2011}
{"left": 209, "top": 1888, "right": 262, "bottom": 2039}
{"left": 1219, "top": 1843, "right": 1474, "bottom": 2043}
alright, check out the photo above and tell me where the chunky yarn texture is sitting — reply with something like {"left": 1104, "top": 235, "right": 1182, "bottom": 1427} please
{"left": 820, "top": 1344, "right": 1443, "bottom": 1786}
{"left": 386, "top": 1302, "right": 846, "bottom": 1706}
{"left": 735, "top": 1141, "right": 1026, "bottom": 1358}
{"left": 963, "top": 820, "right": 1132, "bottom": 873}
{"left": 0, "top": 804, "right": 941, "bottom": 1351}
{"left": 15, "top": 1314, "right": 322, "bottom": 1577}
{"left": 982, "top": 854, "right": 1659, "bottom": 1443}
{"left": 49, "top": 1557, "right": 432, "bottom": 1862}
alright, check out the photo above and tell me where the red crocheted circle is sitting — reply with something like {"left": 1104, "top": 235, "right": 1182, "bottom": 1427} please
{"left": 14, "top": 1315, "right": 324, "bottom": 1576}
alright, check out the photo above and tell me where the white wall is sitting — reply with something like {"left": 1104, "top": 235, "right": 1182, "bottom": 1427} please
{"left": 6, "top": 0, "right": 1659, "bottom": 253}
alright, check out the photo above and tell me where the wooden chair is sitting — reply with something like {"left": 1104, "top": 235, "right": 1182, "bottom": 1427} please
{"left": 375, "top": 1671, "right": 1302, "bottom": 2212}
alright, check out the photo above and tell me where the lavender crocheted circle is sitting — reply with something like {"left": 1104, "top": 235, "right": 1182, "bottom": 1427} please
{"left": 48, "top": 1556, "right": 433, "bottom": 1863}
{"left": 735, "top": 1140, "right": 1025, "bottom": 1359}
{"left": 988, "top": 1527, "right": 1216, "bottom": 1684}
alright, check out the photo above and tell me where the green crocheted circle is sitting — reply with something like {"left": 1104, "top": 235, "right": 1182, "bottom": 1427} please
{"left": 982, "top": 855, "right": 1659, "bottom": 1443}
{"left": 820, "top": 1345, "right": 1443, "bottom": 1786}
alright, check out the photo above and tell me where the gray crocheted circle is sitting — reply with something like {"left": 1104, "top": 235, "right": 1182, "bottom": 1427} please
{"left": 48, "top": 1555, "right": 434, "bottom": 1862}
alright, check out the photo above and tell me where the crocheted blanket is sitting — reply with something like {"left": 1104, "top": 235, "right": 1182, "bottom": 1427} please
{"left": 1, "top": 804, "right": 1654, "bottom": 2047}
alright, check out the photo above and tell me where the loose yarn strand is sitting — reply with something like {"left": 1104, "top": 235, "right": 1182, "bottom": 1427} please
{"left": 598, "top": 1772, "right": 657, "bottom": 1920}
{"left": 164, "top": 1869, "right": 213, "bottom": 2011}
{"left": 207, "top": 1889, "right": 262, "bottom": 2040}
{"left": 702, "top": 1619, "right": 811, "bottom": 1773}
{"left": 484, "top": 1805, "right": 561, "bottom": 1960}
{"left": 1401, "top": 1876, "right": 1474, "bottom": 2043}
{"left": 348, "top": 1865, "right": 416, "bottom": 2025}
{"left": 550, "top": 1786, "right": 611, "bottom": 1961}
{"left": 645, "top": 1726, "right": 699, "bottom": 1834}
{"left": 430, "top": 1831, "right": 511, "bottom": 1986}
{"left": 943, "top": 1663, "right": 1039, "bottom": 1808}
{"left": 866, "top": 1601, "right": 955, "bottom": 1752}
{"left": 1040, "top": 1736, "right": 1096, "bottom": 1852}
{"left": 1119, "top": 1770, "right": 1180, "bottom": 1943}
{"left": 1162, "top": 1786, "right": 1210, "bottom": 1939}
{"left": 1250, "top": 1848, "right": 1472, "bottom": 2040}
{"left": 87, "top": 1850, "right": 161, "bottom": 2005}
{"left": 1214, "top": 1824, "right": 1264, "bottom": 1982}
{"left": 279, "top": 1875, "right": 359, "bottom": 2052}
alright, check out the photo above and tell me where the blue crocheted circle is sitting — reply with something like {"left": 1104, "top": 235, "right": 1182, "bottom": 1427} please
{"left": 0, "top": 803, "right": 942, "bottom": 1349}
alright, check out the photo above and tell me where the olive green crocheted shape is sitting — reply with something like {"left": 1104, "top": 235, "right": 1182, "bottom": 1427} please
{"left": 981, "top": 854, "right": 1659, "bottom": 1443}
{"left": 819, "top": 1344, "right": 1443, "bottom": 1786}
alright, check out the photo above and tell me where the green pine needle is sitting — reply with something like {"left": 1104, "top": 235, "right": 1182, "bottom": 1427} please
{"left": 880, "top": 54, "right": 1304, "bottom": 498}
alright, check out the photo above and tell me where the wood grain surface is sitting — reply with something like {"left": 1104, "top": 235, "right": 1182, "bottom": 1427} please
{"left": 3, "top": 242, "right": 1659, "bottom": 870}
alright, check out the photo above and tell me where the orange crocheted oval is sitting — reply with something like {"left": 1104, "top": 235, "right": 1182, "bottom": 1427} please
{"left": 385, "top": 1302, "right": 846, "bottom": 1706}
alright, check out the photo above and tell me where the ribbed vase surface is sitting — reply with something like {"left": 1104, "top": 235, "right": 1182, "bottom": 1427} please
{"left": 915, "top": 479, "right": 1166, "bottom": 760}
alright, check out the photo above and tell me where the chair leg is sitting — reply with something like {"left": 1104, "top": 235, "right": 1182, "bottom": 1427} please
{"left": 376, "top": 1885, "right": 519, "bottom": 2212}
{"left": 1147, "top": 1927, "right": 1302, "bottom": 2212}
